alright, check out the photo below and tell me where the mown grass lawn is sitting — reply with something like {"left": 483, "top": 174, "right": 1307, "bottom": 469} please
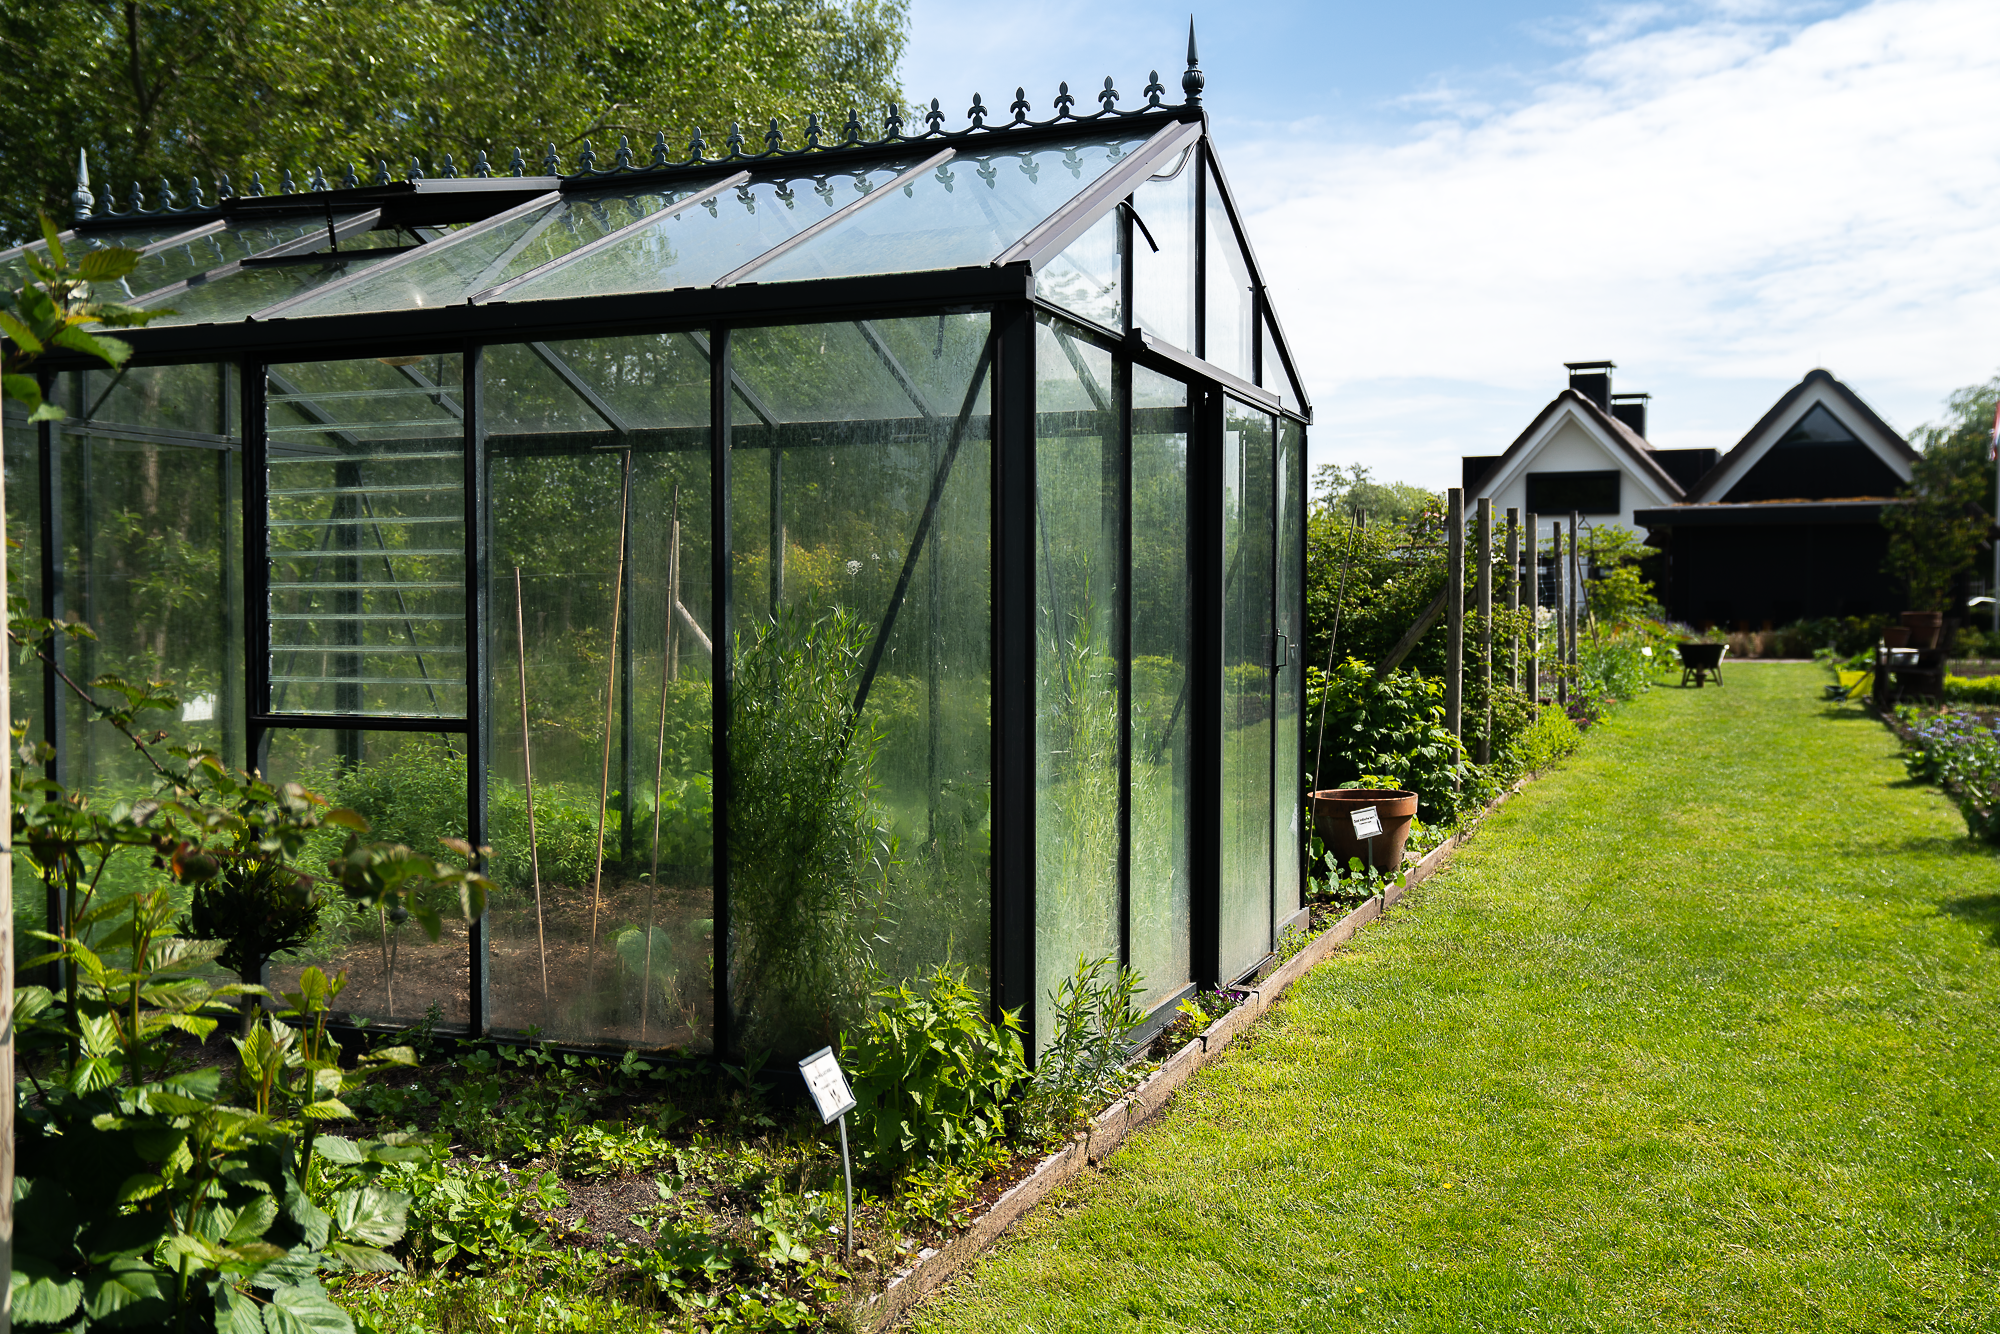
{"left": 910, "top": 663, "right": 2000, "bottom": 1333}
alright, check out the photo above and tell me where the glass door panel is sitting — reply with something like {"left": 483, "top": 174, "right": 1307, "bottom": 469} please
{"left": 1218, "top": 399, "right": 1276, "bottom": 980}
{"left": 1274, "top": 418, "right": 1306, "bottom": 925}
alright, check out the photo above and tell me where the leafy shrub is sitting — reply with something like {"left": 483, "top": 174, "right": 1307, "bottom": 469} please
{"left": 1307, "top": 659, "right": 1472, "bottom": 825}
{"left": 1944, "top": 674, "right": 2000, "bottom": 706}
{"left": 1509, "top": 706, "right": 1582, "bottom": 773}
{"left": 841, "top": 966, "right": 1027, "bottom": 1174}
{"left": 1899, "top": 708, "right": 2000, "bottom": 841}
{"left": 1014, "top": 956, "right": 1146, "bottom": 1144}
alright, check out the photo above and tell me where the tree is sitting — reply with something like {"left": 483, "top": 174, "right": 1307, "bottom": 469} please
{"left": 1311, "top": 461, "right": 1436, "bottom": 528}
{"left": 1884, "top": 376, "right": 2000, "bottom": 613}
{"left": 0, "top": 0, "right": 908, "bottom": 244}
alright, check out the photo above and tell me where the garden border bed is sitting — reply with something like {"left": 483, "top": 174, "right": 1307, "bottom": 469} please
{"left": 863, "top": 775, "right": 1532, "bottom": 1331}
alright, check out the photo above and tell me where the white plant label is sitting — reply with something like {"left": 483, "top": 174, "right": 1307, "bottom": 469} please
{"left": 798, "top": 1046, "right": 857, "bottom": 1124}
{"left": 1350, "top": 806, "right": 1383, "bottom": 839}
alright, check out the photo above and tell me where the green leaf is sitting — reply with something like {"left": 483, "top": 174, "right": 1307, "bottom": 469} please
{"left": 38, "top": 214, "right": 65, "bottom": 267}
{"left": 312, "top": 1135, "right": 364, "bottom": 1165}
{"left": 82, "top": 1254, "right": 169, "bottom": 1324}
{"left": 282, "top": 1177, "right": 332, "bottom": 1251}
{"left": 262, "top": 1285, "right": 355, "bottom": 1334}
{"left": 214, "top": 1282, "right": 267, "bottom": 1334}
{"left": 330, "top": 1187, "right": 409, "bottom": 1247}
{"left": 324, "top": 1241, "right": 403, "bottom": 1274}
{"left": 10, "top": 1254, "right": 85, "bottom": 1325}
{"left": 0, "top": 309, "right": 44, "bottom": 353}
{"left": 49, "top": 324, "right": 131, "bottom": 367}
{"left": 227, "top": 1194, "right": 281, "bottom": 1244}
{"left": 2, "top": 373, "right": 43, "bottom": 411}
{"left": 76, "top": 248, "right": 141, "bottom": 281}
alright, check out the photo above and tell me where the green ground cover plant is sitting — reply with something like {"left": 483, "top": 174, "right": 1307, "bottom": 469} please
{"left": 907, "top": 663, "right": 2000, "bottom": 1333}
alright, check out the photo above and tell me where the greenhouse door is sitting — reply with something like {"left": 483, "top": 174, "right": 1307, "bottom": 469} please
{"left": 1217, "top": 398, "right": 1278, "bottom": 982}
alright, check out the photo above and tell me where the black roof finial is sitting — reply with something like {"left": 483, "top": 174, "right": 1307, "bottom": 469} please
{"left": 1183, "top": 17, "right": 1204, "bottom": 105}
{"left": 72, "top": 149, "right": 94, "bottom": 220}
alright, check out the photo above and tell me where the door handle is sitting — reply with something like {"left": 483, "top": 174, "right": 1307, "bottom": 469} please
{"left": 1270, "top": 631, "right": 1289, "bottom": 670}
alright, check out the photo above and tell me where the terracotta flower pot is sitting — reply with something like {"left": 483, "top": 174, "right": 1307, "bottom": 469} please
{"left": 1882, "top": 626, "right": 1911, "bottom": 648}
{"left": 1900, "top": 611, "right": 1943, "bottom": 649}
{"left": 1309, "top": 788, "right": 1417, "bottom": 876}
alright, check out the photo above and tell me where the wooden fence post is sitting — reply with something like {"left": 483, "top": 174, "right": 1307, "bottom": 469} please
{"left": 1446, "top": 487, "right": 1464, "bottom": 749}
{"left": 1476, "top": 496, "right": 1492, "bottom": 765}
{"left": 1505, "top": 506, "right": 1520, "bottom": 693}
{"left": 1524, "top": 510, "right": 1537, "bottom": 712}
{"left": 1554, "top": 524, "right": 1568, "bottom": 709}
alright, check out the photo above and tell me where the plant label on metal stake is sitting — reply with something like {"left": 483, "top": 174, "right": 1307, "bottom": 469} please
{"left": 1350, "top": 806, "right": 1382, "bottom": 840}
{"left": 798, "top": 1046, "right": 858, "bottom": 1261}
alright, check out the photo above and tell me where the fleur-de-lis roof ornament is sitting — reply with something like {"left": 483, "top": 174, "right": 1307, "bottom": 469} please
{"left": 726, "top": 123, "right": 744, "bottom": 157}
{"left": 651, "top": 132, "right": 670, "bottom": 168}
{"left": 688, "top": 126, "right": 706, "bottom": 161}
{"left": 373, "top": 160, "right": 391, "bottom": 187}
{"left": 764, "top": 119, "right": 783, "bottom": 153}
{"left": 614, "top": 135, "right": 632, "bottom": 170}
{"left": 509, "top": 147, "right": 526, "bottom": 177}
{"left": 843, "top": 108, "right": 862, "bottom": 144}
{"left": 309, "top": 165, "right": 329, "bottom": 191}
{"left": 542, "top": 143, "right": 562, "bottom": 175}
{"left": 406, "top": 156, "right": 423, "bottom": 182}
{"left": 1054, "top": 82, "right": 1076, "bottom": 117}
{"left": 247, "top": 172, "right": 264, "bottom": 198}
{"left": 342, "top": 162, "right": 359, "bottom": 189}
{"left": 217, "top": 172, "right": 234, "bottom": 199}
{"left": 472, "top": 150, "right": 490, "bottom": 179}
{"left": 1145, "top": 70, "right": 1166, "bottom": 107}
{"left": 925, "top": 98, "right": 945, "bottom": 134}
{"left": 576, "top": 140, "right": 598, "bottom": 172}
{"left": 280, "top": 168, "right": 296, "bottom": 194}
{"left": 189, "top": 177, "right": 207, "bottom": 208}
{"left": 440, "top": 154, "right": 459, "bottom": 179}
{"left": 1011, "top": 88, "right": 1031, "bottom": 124}
{"left": 884, "top": 102, "right": 904, "bottom": 139}
{"left": 805, "top": 113, "right": 823, "bottom": 149}
{"left": 1097, "top": 77, "right": 1119, "bottom": 112}
{"left": 967, "top": 93, "right": 988, "bottom": 128}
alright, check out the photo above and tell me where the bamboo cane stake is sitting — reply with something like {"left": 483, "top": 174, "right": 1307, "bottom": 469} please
{"left": 641, "top": 486, "right": 681, "bottom": 1041}
{"left": 586, "top": 454, "right": 634, "bottom": 994}
{"left": 515, "top": 566, "right": 549, "bottom": 1007}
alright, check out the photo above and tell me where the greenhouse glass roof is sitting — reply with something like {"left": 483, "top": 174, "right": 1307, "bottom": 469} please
{"left": 41, "top": 37, "right": 1309, "bottom": 419}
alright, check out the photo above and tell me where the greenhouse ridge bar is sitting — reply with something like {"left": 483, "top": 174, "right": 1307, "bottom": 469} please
{"left": 6, "top": 26, "right": 1312, "bottom": 1062}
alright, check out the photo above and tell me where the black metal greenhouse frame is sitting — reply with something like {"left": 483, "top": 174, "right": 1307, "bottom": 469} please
{"left": 15, "top": 38, "right": 1313, "bottom": 1057}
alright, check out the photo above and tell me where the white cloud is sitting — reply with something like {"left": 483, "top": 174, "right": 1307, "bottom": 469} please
{"left": 1230, "top": 0, "right": 2000, "bottom": 487}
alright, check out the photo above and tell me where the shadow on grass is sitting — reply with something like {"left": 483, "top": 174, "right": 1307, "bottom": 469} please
{"left": 1942, "top": 892, "right": 2000, "bottom": 947}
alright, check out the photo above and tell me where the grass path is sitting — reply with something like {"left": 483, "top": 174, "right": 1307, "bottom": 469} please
{"left": 910, "top": 663, "right": 2000, "bottom": 1333}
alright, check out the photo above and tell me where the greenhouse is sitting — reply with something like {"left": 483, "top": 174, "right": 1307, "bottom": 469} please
{"left": 2, "top": 42, "right": 1308, "bottom": 1061}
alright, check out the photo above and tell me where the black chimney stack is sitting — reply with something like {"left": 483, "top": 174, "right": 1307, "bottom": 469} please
{"left": 1564, "top": 359, "right": 1615, "bottom": 411}
{"left": 1610, "top": 392, "right": 1650, "bottom": 439}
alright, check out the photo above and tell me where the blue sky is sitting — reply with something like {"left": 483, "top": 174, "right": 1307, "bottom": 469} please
{"left": 902, "top": 0, "right": 2000, "bottom": 491}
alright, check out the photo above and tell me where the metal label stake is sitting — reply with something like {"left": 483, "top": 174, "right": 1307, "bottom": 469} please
{"left": 799, "top": 1046, "right": 859, "bottom": 1261}
{"left": 1351, "top": 804, "right": 1382, "bottom": 895}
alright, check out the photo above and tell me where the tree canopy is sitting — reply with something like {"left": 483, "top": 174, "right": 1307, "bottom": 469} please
{"left": 1883, "top": 375, "right": 2000, "bottom": 613}
{"left": 0, "top": 0, "right": 907, "bottom": 243}
{"left": 1311, "top": 462, "right": 1436, "bottom": 528}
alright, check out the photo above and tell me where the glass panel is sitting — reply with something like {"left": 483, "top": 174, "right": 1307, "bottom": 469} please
{"left": 265, "top": 355, "right": 465, "bottom": 719}
{"left": 494, "top": 161, "right": 919, "bottom": 305}
{"left": 265, "top": 728, "right": 471, "bottom": 1032}
{"left": 5, "top": 401, "right": 44, "bottom": 961}
{"left": 55, "top": 364, "right": 242, "bottom": 799}
{"left": 1035, "top": 206, "right": 1120, "bottom": 330}
{"left": 750, "top": 134, "right": 1151, "bottom": 286}
{"left": 731, "top": 321, "right": 928, "bottom": 423}
{"left": 139, "top": 253, "right": 398, "bottom": 327}
{"left": 1204, "top": 166, "right": 1254, "bottom": 381}
{"left": 0, "top": 222, "right": 222, "bottom": 292}
{"left": 1260, "top": 315, "right": 1304, "bottom": 416}
{"left": 1219, "top": 398, "right": 1275, "bottom": 979}
{"left": 277, "top": 185, "right": 697, "bottom": 318}
{"left": 117, "top": 216, "right": 364, "bottom": 299}
{"left": 1130, "top": 145, "right": 1195, "bottom": 351}
{"left": 484, "top": 333, "right": 715, "bottom": 1049}
{"left": 1033, "top": 315, "right": 1120, "bottom": 1043}
{"left": 1129, "top": 366, "right": 1191, "bottom": 1011}
{"left": 727, "top": 314, "right": 993, "bottom": 1059}
{"left": 1274, "top": 418, "right": 1305, "bottom": 926}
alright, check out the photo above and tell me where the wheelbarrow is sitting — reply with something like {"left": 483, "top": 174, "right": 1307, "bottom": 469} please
{"left": 1676, "top": 641, "right": 1726, "bottom": 688}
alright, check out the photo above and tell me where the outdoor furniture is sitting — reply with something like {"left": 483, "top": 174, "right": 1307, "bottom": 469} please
{"left": 1677, "top": 641, "right": 1726, "bottom": 688}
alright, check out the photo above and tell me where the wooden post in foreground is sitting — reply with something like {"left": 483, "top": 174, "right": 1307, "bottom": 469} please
{"left": 1524, "top": 510, "right": 1538, "bottom": 712}
{"left": 1475, "top": 497, "right": 1492, "bottom": 764}
{"left": 1506, "top": 506, "right": 1521, "bottom": 692}
{"left": 1446, "top": 487, "right": 1465, "bottom": 748}
{"left": 1554, "top": 524, "right": 1569, "bottom": 708}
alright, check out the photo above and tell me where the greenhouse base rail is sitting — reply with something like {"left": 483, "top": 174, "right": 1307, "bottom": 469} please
{"left": 863, "top": 771, "right": 1539, "bottom": 1331}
